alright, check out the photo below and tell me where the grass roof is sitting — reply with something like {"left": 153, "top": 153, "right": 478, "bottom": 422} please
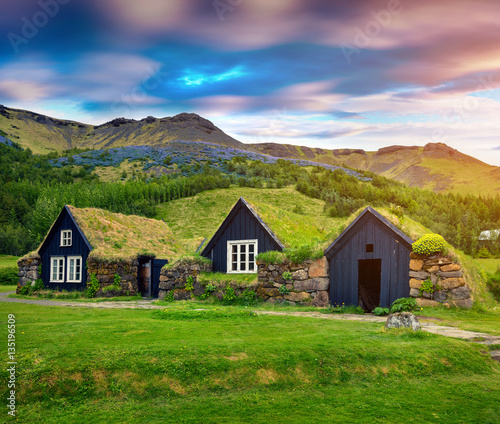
{"left": 155, "top": 187, "right": 346, "bottom": 251}
{"left": 67, "top": 206, "right": 184, "bottom": 261}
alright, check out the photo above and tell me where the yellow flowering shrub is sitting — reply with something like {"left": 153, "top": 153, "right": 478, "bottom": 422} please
{"left": 412, "top": 234, "right": 446, "bottom": 255}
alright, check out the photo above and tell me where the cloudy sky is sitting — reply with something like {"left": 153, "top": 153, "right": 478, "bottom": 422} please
{"left": 1, "top": 0, "right": 500, "bottom": 165}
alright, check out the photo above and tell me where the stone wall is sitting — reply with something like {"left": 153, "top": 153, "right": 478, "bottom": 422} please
{"left": 158, "top": 257, "right": 331, "bottom": 307}
{"left": 87, "top": 257, "right": 139, "bottom": 296}
{"left": 158, "top": 262, "right": 212, "bottom": 300}
{"left": 17, "top": 256, "right": 41, "bottom": 293}
{"left": 256, "top": 257, "right": 330, "bottom": 307}
{"left": 408, "top": 253, "right": 473, "bottom": 308}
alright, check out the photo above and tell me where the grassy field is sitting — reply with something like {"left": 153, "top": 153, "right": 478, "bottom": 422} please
{"left": 1, "top": 301, "right": 499, "bottom": 424}
{"left": 474, "top": 258, "right": 500, "bottom": 275}
{"left": 0, "top": 255, "right": 18, "bottom": 268}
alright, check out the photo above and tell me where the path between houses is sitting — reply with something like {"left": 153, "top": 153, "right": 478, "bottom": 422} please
{"left": 1, "top": 292, "right": 499, "bottom": 359}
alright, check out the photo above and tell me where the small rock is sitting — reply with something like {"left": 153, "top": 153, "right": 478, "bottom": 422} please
{"left": 409, "top": 288, "right": 420, "bottom": 298}
{"left": 437, "top": 271, "right": 463, "bottom": 279}
{"left": 433, "top": 290, "right": 447, "bottom": 303}
{"left": 410, "top": 259, "right": 424, "bottom": 271}
{"left": 385, "top": 312, "right": 421, "bottom": 331}
{"left": 158, "top": 290, "right": 166, "bottom": 301}
{"left": 439, "top": 278, "right": 465, "bottom": 290}
{"left": 416, "top": 298, "right": 440, "bottom": 307}
{"left": 309, "top": 257, "right": 329, "bottom": 278}
{"left": 291, "top": 269, "right": 308, "bottom": 280}
{"left": 440, "top": 264, "right": 461, "bottom": 272}
{"left": 409, "top": 278, "right": 423, "bottom": 289}
{"left": 312, "top": 290, "right": 330, "bottom": 307}
{"left": 448, "top": 286, "right": 471, "bottom": 300}
{"left": 409, "top": 271, "right": 429, "bottom": 280}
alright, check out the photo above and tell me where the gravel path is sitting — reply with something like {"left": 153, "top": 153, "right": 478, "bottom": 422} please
{"left": 2, "top": 291, "right": 499, "bottom": 359}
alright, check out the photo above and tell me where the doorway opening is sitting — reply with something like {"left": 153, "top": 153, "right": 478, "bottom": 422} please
{"left": 358, "top": 259, "right": 381, "bottom": 311}
{"left": 138, "top": 257, "right": 152, "bottom": 297}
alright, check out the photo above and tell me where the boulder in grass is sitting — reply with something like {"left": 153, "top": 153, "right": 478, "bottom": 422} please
{"left": 385, "top": 312, "right": 421, "bottom": 331}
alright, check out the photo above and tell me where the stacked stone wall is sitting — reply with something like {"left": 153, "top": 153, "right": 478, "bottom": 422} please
{"left": 408, "top": 253, "right": 473, "bottom": 308}
{"left": 87, "top": 258, "right": 139, "bottom": 296}
{"left": 256, "top": 257, "right": 330, "bottom": 307}
{"left": 17, "top": 256, "right": 42, "bottom": 293}
{"left": 158, "top": 262, "right": 212, "bottom": 300}
{"left": 158, "top": 257, "right": 331, "bottom": 307}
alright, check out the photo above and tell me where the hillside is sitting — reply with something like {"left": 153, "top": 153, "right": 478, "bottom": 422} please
{"left": 0, "top": 105, "right": 245, "bottom": 153}
{"left": 252, "top": 142, "right": 500, "bottom": 195}
{"left": 2, "top": 104, "right": 500, "bottom": 195}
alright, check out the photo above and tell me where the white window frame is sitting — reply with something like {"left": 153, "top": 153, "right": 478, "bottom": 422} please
{"left": 67, "top": 256, "right": 83, "bottom": 283}
{"left": 50, "top": 257, "right": 65, "bottom": 282}
{"left": 60, "top": 230, "right": 72, "bottom": 247}
{"left": 227, "top": 239, "right": 258, "bottom": 274}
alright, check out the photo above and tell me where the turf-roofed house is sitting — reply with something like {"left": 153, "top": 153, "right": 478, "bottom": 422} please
{"left": 324, "top": 207, "right": 413, "bottom": 310}
{"left": 17, "top": 205, "right": 180, "bottom": 297}
{"left": 200, "top": 197, "right": 284, "bottom": 273}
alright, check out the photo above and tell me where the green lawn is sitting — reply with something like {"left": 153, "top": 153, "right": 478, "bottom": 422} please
{"left": 0, "top": 285, "right": 16, "bottom": 293}
{"left": 473, "top": 258, "right": 500, "bottom": 275}
{"left": 1, "top": 302, "right": 499, "bottom": 423}
{"left": 0, "top": 255, "right": 18, "bottom": 268}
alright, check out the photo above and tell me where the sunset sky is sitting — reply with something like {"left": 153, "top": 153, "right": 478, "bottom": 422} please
{"left": 1, "top": 0, "right": 500, "bottom": 165}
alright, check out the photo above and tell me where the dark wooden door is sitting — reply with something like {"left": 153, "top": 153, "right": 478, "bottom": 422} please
{"left": 358, "top": 259, "right": 381, "bottom": 311}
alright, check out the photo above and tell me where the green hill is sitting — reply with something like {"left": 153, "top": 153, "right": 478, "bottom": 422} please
{"left": 0, "top": 105, "right": 245, "bottom": 153}
{"left": 252, "top": 142, "right": 500, "bottom": 195}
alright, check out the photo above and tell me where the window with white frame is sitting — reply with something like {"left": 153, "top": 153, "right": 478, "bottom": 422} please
{"left": 67, "top": 256, "right": 82, "bottom": 283}
{"left": 227, "top": 240, "right": 257, "bottom": 273}
{"left": 60, "top": 230, "right": 72, "bottom": 247}
{"left": 51, "top": 257, "right": 65, "bottom": 282}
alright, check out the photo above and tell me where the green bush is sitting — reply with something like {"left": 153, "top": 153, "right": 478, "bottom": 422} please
{"left": 390, "top": 297, "right": 417, "bottom": 313}
{"left": 278, "top": 284, "right": 290, "bottom": 295}
{"left": 240, "top": 289, "right": 257, "bottom": 306}
{"left": 412, "top": 234, "right": 446, "bottom": 255}
{"left": 0, "top": 267, "right": 18, "bottom": 285}
{"left": 86, "top": 274, "right": 100, "bottom": 298}
{"left": 373, "top": 307, "right": 390, "bottom": 316}
{"left": 256, "top": 250, "right": 287, "bottom": 264}
{"left": 223, "top": 286, "right": 236, "bottom": 303}
{"left": 185, "top": 276, "right": 194, "bottom": 291}
{"left": 285, "top": 244, "right": 323, "bottom": 263}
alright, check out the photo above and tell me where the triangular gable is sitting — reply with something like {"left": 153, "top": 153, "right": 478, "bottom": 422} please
{"left": 201, "top": 197, "right": 284, "bottom": 256}
{"left": 38, "top": 205, "right": 93, "bottom": 255}
{"left": 324, "top": 206, "right": 413, "bottom": 258}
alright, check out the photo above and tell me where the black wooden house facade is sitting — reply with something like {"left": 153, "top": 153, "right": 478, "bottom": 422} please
{"left": 201, "top": 197, "right": 284, "bottom": 273}
{"left": 324, "top": 207, "right": 413, "bottom": 310}
{"left": 38, "top": 205, "right": 92, "bottom": 291}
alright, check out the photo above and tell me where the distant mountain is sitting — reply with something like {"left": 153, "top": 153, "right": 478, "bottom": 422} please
{"left": 251, "top": 142, "right": 500, "bottom": 195}
{"left": 1, "top": 104, "right": 499, "bottom": 195}
{"left": 0, "top": 105, "right": 245, "bottom": 152}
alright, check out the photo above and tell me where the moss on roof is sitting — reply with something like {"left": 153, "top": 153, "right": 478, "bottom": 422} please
{"left": 66, "top": 206, "right": 184, "bottom": 261}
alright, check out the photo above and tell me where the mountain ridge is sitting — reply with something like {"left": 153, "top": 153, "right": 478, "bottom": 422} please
{"left": 1, "top": 104, "right": 499, "bottom": 195}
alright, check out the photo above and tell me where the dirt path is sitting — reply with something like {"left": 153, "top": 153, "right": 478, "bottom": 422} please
{"left": 2, "top": 291, "right": 499, "bottom": 359}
